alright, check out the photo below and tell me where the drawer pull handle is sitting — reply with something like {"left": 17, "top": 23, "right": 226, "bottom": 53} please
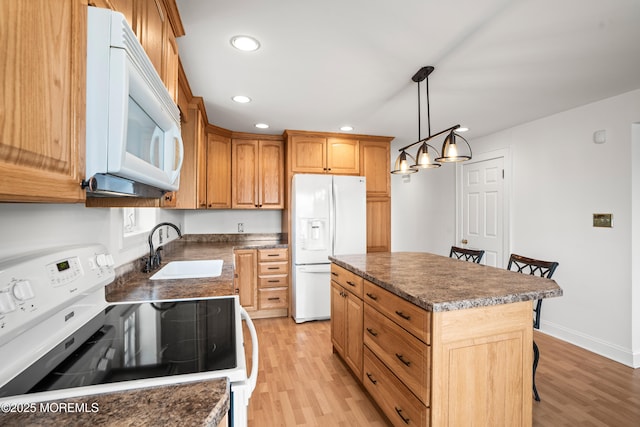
{"left": 267, "top": 267, "right": 279, "bottom": 270}
{"left": 346, "top": 281, "right": 356, "bottom": 287}
{"left": 268, "top": 280, "right": 280, "bottom": 283}
{"left": 395, "top": 353, "right": 411, "bottom": 366}
{"left": 267, "top": 254, "right": 279, "bottom": 257}
{"left": 395, "top": 407, "right": 410, "bottom": 425}
{"left": 267, "top": 297, "right": 280, "bottom": 301}
{"left": 395, "top": 310, "right": 411, "bottom": 320}
{"left": 366, "top": 327, "right": 378, "bottom": 337}
{"left": 365, "top": 292, "right": 377, "bottom": 300}
{"left": 331, "top": 272, "right": 338, "bottom": 276}
{"left": 365, "top": 372, "right": 377, "bottom": 385}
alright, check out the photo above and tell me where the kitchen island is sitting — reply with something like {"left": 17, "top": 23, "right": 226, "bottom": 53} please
{"left": 329, "top": 252, "right": 562, "bottom": 427}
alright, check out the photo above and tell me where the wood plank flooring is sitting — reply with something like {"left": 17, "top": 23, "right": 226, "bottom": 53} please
{"left": 244, "top": 317, "right": 640, "bottom": 426}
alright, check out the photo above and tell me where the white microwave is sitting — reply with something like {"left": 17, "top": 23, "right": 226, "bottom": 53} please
{"left": 84, "top": 7, "right": 183, "bottom": 197}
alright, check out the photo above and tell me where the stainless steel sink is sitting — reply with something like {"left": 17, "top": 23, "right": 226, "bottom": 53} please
{"left": 149, "top": 259, "right": 224, "bottom": 280}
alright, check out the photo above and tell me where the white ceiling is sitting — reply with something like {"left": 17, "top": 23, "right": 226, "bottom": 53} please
{"left": 175, "top": 0, "right": 640, "bottom": 147}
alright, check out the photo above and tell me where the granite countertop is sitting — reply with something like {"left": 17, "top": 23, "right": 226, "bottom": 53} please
{"left": 330, "top": 252, "right": 562, "bottom": 312}
{"left": 106, "top": 233, "right": 287, "bottom": 302}
{"left": 0, "top": 379, "right": 229, "bottom": 427}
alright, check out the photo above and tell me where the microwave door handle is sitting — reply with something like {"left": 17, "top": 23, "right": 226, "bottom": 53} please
{"left": 168, "top": 126, "right": 184, "bottom": 184}
{"left": 149, "top": 127, "right": 163, "bottom": 167}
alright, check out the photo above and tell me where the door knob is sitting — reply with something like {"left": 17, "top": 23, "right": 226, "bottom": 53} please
{"left": 461, "top": 239, "right": 468, "bottom": 244}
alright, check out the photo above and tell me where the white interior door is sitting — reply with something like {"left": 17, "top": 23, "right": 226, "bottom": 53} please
{"left": 459, "top": 155, "right": 506, "bottom": 267}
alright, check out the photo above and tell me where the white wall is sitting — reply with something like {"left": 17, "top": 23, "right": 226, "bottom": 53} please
{"left": 390, "top": 153, "right": 457, "bottom": 255}
{"left": 391, "top": 89, "right": 640, "bottom": 366}
{"left": 184, "top": 209, "right": 282, "bottom": 234}
{"left": 0, "top": 204, "right": 185, "bottom": 268}
{"left": 632, "top": 122, "right": 640, "bottom": 367}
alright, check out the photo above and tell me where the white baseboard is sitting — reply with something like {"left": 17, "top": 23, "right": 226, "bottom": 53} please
{"left": 540, "top": 320, "right": 638, "bottom": 368}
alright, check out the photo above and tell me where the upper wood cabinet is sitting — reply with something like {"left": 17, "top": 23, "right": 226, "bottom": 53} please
{"left": 288, "top": 134, "right": 359, "bottom": 175}
{"left": 232, "top": 138, "right": 284, "bottom": 209}
{"left": 0, "top": 0, "right": 87, "bottom": 203}
{"left": 95, "top": 0, "right": 181, "bottom": 103}
{"left": 207, "top": 132, "right": 232, "bottom": 209}
{"left": 360, "top": 140, "right": 390, "bottom": 198}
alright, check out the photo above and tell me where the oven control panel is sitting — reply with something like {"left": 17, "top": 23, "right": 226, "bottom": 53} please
{"left": 0, "top": 244, "right": 115, "bottom": 347}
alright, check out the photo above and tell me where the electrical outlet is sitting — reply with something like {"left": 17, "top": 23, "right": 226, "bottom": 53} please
{"left": 238, "top": 223, "right": 244, "bottom": 233}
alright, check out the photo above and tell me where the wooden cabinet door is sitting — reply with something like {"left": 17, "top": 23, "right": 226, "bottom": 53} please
{"left": 360, "top": 140, "right": 390, "bottom": 197}
{"left": 259, "top": 140, "right": 284, "bottom": 208}
{"left": 207, "top": 133, "right": 232, "bottom": 208}
{"left": 366, "top": 197, "right": 391, "bottom": 252}
{"left": 345, "top": 293, "right": 364, "bottom": 379}
{"left": 331, "top": 281, "right": 346, "bottom": 356}
{"left": 137, "top": 0, "right": 165, "bottom": 78}
{"left": 195, "top": 111, "right": 208, "bottom": 209}
{"left": 232, "top": 139, "right": 259, "bottom": 208}
{"left": 327, "top": 138, "right": 359, "bottom": 175}
{"left": 290, "top": 136, "right": 327, "bottom": 173}
{"left": 163, "top": 21, "right": 179, "bottom": 103}
{"left": 0, "top": 0, "right": 86, "bottom": 203}
{"left": 234, "top": 250, "right": 257, "bottom": 311}
{"left": 171, "top": 104, "right": 199, "bottom": 209}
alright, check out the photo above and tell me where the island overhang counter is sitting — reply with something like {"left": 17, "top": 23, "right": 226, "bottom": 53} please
{"left": 329, "top": 252, "right": 562, "bottom": 427}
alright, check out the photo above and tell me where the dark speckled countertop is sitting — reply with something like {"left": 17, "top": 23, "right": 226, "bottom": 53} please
{"left": 329, "top": 252, "right": 562, "bottom": 312}
{"left": 106, "top": 233, "right": 287, "bottom": 302}
{"left": 0, "top": 380, "right": 230, "bottom": 427}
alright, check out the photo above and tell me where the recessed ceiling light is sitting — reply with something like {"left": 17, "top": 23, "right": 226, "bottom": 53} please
{"left": 340, "top": 126, "right": 354, "bottom": 132}
{"left": 232, "top": 95, "right": 251, "bottom": 103}
{"left": 457, "top": 127, "right": 469, "bottom": 132}
{"left": 255, "top": 123, "right": 269, "bottom": 129}
{"left": 230, "top": 35, "right": 261, "bottom": 52}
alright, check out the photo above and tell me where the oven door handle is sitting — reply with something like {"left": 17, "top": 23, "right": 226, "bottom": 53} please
{"left": 240, "top": 306, "right": 259, "bottom": 395}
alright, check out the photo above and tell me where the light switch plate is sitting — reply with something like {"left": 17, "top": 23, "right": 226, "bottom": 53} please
{"left": 593, "top": 213, "right": 613, "bottom": 228}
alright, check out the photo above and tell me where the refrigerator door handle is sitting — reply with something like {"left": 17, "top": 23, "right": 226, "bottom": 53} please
{"left": 331, "top": 180, "right": 336, "bottom": 255}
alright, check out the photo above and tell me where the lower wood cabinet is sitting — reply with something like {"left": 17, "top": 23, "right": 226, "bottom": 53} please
{"left": 332, "top": 263, "right": 534, "bottom": 427}
{"left": 330, "top": 264, "right": 364, "bottom": 380}
{"left": 234, "top": 247, "right": 289, "bottom": 319}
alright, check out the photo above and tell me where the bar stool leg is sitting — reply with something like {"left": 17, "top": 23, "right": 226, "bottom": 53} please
{"left": 533, "top": 340, "right": 541, "bottom": 401}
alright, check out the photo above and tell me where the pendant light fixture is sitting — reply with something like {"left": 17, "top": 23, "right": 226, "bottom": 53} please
{"left": 391, "top": 66, "right": 472, "bottom": 175}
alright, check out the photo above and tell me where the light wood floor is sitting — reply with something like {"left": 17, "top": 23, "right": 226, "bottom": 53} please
{"left": 244, "top": 317, "right": 640, "bottom": 426}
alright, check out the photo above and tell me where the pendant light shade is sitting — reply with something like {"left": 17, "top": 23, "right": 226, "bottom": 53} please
{"left": 391, "top": 65, "right": 472, "bottom": 175}
{"left": 435, "top": 131, "right": 472, "bottom": 163}
{"left": 391, "top": 150, "right": 417, "bottom": 174}
{"left": 412, "top": 141, "right": 441, "bottom": 169}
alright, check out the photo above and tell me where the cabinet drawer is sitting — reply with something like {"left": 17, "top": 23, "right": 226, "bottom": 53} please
{"left": 258, "top": 248, "right": 288, "bottom": 262}
{"left": 258, "top": 275, "right": 288, "bottom": 288}
{"left": 258, "top": 288, "right": 288, "bottom": 309}
{"left": 330, "top": 263, "right": 363, "bottom": 298}
{"left": 364, "top": 304, "right": 430, "bottom": 405}
{"left": 363, "top": 347, "right": 428, "bottom": 427}
{"left": 258, "top": 261, "right": 288, "bottom": 275}
{"left": 364, "top": 280, "right": 431, "bottom": 344}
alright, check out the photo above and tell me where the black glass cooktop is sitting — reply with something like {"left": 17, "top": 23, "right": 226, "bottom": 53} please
{"left": 0, "top": 298, "right": 236, "bottom": 398}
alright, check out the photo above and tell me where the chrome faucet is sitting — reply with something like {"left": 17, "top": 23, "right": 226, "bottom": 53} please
{"left": 144, "top": 222, "right": 183, "bottom": 273}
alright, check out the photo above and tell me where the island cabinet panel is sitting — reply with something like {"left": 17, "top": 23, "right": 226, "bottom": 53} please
{"left": 363, "top": 347, "right": 428, "bottom": 427}
{"left": 363, "top": 281, "right": 430, "bottom": 344}
{"left": 363, "top": 304, "right": 430, "bottom": 405}
{"left": 330, "top": 264, "right": 364, "bottom": 379}
{"left": 332, "top": 259, "right": 541, "bottom": 427}
{"left": 430, "top": 301, "right": 533, "bottom": 427}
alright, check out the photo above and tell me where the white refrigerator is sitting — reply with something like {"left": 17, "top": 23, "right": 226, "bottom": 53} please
{"left": 292, "top": 174, "right": 367, "bottom": 323}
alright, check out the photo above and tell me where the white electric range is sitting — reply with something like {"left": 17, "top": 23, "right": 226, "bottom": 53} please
{"left": 0, "top": 244, "right": 257, "bottom": 427}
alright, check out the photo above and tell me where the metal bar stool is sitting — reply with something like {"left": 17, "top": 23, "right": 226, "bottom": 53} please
{"left": 507, "top": 253, "right": 559, "bottom": 401}
{"left": 449, "top": 246, "right": 485, "bottom": 264}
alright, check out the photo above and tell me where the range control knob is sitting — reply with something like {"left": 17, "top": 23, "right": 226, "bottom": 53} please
{"left": 12, "top": 280, "right": 35, "bottom": 301}
{"left": 96, "top": 254, "right": 108, "bottom": 267}
{"left": 0, "top": 292, "right": 16, "bottom": 314}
